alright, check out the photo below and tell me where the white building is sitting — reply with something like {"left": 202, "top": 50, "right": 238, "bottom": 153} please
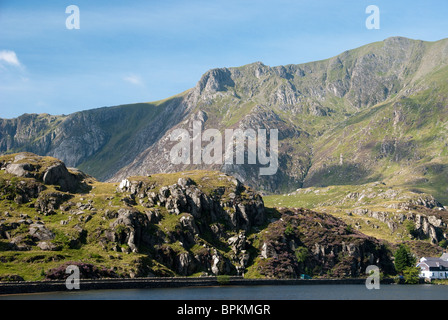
{"left": 417, "top": 253, "right": 448, "bottom": 280}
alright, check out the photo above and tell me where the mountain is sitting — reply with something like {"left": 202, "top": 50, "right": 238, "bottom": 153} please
{"left": 3, "top": 37, "right": 448, "bottom": 281}
{"left": 2, "top": 37, "right": 448, "bottom": 199}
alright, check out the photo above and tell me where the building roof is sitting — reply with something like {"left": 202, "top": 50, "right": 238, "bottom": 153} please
{"left": 420, "top": 253, "right": 448, "bottom": 263}
{"left": 418, "top": 258, "right": 448, "bottom": 270}
{"left": 421, "top": 257, "right": 442, "bottom": 261}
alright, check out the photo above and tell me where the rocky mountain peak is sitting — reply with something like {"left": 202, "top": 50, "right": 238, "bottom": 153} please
{"left": 195, "top": 67, "right": 235, "bottom": 94}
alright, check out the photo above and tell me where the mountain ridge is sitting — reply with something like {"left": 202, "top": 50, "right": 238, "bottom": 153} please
{"left": 1, "top": 36, "right": 448, "bottom": 197}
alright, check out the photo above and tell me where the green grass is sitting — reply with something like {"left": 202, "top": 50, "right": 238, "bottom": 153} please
{"left": 263, "top": 182, "right": 441, "bottom": 244}
{"left": 0, "top": 247, "right": 149, "bottom": 281}
{"left": 77, "top": 102, "right": 167, "bottom": 180}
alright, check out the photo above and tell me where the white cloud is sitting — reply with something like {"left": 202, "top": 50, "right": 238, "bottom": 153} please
{"left": 0, "top": 50, "right": 22, "bottom": 68}
{"left": 123, "top": 74, "right": 144, "bottom": 86}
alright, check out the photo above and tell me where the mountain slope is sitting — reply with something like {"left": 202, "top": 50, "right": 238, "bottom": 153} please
{"left": 111, "top": 36, "right": 448, "bottom": 194}
{"left": 0, "top": 95, "right": 190, "bottom": 181}
{"left": 304, "top": 55, "right": 448, "bottom": 202}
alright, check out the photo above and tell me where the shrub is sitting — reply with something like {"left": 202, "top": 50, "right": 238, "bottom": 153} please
{"left": 284, "top": 223, "right": 294, "bottom": 237}
{"left": 404, "top": 221, "right": 418, "bottom": 238}
{"left": 52, "top": 231, "right": 71, "bottom": 250}
{"left": 402, "top": 267, "right": 420, "bottom": 284}
{"left": 294, "top": 246, "right": 308, "bottom": 263}
{"left": 217, "top": 275, "right": 230, "bottom": 285}
{"left": 45, "top": 261, "right": 117, "bottom": 280}
{"left": 345, "top": 224, "right": 353, "bottom": 234}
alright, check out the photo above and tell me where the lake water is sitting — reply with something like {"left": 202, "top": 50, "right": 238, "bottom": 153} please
{"left": 2, "top": 284, "right": 448, "bottom": 300}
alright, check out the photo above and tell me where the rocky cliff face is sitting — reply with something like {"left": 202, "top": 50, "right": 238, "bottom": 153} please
{"left": 110, "top": 173, "right": 267, "bottom": 276}
{"left": 353, "top": 203, "right": 448, "bottom": 245}
{"left": 249, "top": 208, "right": 395, "bottom": 278}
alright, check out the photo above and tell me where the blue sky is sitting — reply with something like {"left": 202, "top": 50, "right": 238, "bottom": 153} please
{"left": 0, "top": 0, "right": 447, "bottom": 118}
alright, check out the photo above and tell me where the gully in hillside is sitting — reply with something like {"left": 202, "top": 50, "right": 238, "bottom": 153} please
{"left": 169, "top": 121, "right": 279, "bottom": 176}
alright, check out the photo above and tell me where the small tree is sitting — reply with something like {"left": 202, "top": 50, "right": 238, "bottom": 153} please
{"left": 403, "top": 267, "right": 420, "bottom": 284}
{"left": 404, "top": 220, "right": 418, "bottom": 239}
{"left": 284, "top": 223, "right": 294, "bottom": 236}
{"left": 294, "top": 246, "right": 308, "bottom": 263}
{"left": 394, "top": 244, "right": 416, "bottom": 274}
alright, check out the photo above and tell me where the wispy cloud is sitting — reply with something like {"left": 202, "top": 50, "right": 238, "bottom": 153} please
{"left": 123, "top": 74, "right": 144, "bottom": 86}
{"left": 0, "top": 50, "right": 22, "bottom": 68}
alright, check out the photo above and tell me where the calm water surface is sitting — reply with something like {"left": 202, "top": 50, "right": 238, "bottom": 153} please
{"left": 2, "top": 284, "right": 448, "bottom": 300}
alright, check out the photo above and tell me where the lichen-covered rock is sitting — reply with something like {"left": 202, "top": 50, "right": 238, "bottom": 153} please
{"left": 42, "top": 162, "right": 80, "bottom": 193}
{"left": 35, "top": 191, "right": 71, "bottom": 215}
{"left": 110, "top": 208, "right": 155, "bottom": 253}
{"left": 29, "top": 223, "right": 55, "bottom": 241}
{"left": 37, "top": 241, "right": 61, "bottom": 251}
{"left": 1, "top": 153, "right": 87, "bottom": 194}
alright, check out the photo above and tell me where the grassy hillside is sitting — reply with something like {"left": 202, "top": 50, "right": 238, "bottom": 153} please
{"left": 264, "top": 182, "right": 447, "bottom": 251}
{"left": 1, "top": 152, "right": 430, "bottom": 281}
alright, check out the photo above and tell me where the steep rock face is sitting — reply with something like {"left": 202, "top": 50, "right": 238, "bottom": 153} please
{"left": 99, "top": 171, "right": 267, "bottom": 276}
{"left": 251, "top": 208, "right": 395, "bottom": 278}
{"left": 352, "top": 207, "right": 447, "bottom": 244}
{"left": 196, "top": 68, "right": 235, "bottom": 94}
{"left": 110, "top": 208, "right": 152, "bottom": 253}
{"left": 0, "top": 100, "right": 193, "bottom": 182}
{"left": 0, "top": 114, "right": 64, "bottom": 154}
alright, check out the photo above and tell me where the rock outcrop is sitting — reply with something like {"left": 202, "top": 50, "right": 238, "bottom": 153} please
{"left": 118, "top": 174, "right": 266, "bottom": 234}
{"left": 250, "top": 208, "right": 395, "bottom": 278}
{"left": 0, "top": 152, "right": 88, "bottom": 193}
{"left": 352, "top": 203, "right": 448, "bottom": 244}
{"left": 110, "top": 172, "right": 266, "bottom": 275}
